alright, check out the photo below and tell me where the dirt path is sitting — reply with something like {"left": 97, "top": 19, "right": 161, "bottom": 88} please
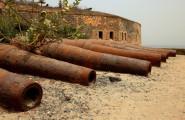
{"left": 0, "top": 55, "right": 185, "bottom": 120}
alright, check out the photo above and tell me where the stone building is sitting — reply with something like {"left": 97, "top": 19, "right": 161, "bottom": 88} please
{"left": 66, "top": 10, "right": 141, "bottom": 44}
{"left": 0, "top": 1, "right": 141, "bottom": 45}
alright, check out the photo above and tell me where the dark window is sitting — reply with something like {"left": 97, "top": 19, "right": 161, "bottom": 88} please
{"left": 99, "top": 31, "right": 103, "bottom": 39}
{"left": 110, "top": 32, "right": 114, "bottom": 40}
{"left": 122, "top": 32, "right": 124, "bottom": 40}
{"left": 124, "top": 33, "right": 127, "bottom": 41}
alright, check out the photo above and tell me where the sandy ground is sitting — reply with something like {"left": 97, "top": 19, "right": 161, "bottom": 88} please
{"left": 0, "top": 55, "right": 185, "bottom": 120}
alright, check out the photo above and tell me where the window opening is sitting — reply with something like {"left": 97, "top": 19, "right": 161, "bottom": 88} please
{"left": 124, "top": 33, "right": 127, "bottom": 41}
{"left": 122, "top": 32, "right": 124, "bottom": 40}
{"left": 110, "top": 32, "right": 114, "bottom": 40}
{"left": 99, "top": 31, "right": 103, "bottom": 39}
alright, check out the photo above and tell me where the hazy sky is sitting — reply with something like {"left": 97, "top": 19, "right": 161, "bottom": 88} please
{"left": 44, "top": 0, "right": 185, "bottom": 47}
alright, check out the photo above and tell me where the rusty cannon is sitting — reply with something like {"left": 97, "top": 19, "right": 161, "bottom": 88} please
{"left": 0, "top": 68, "right": 43, "bottom": 111}
{"left": 78, "top": 39, "right": 176, "bottom": 57}
{"left": 40, "top": 42, "right": 152, "bottom": 76}
{"left": 80, "top": 39, "right": 176, "bottom": 57}
{"left": 168, "top": 50, "right": 176, "bottom": 57}
{"left": 0, "top": 43, "right": 96, "bottom": 86}
{"left": 61, "top": 39, "right": 162, "bottom": 67}
{"left": 120, "top": 43, "right": 176, "bottom": 57}
{"left": 67, "top": 39, "right": 168, "bottom": 62}
{"left": 108, "top": 44, "right": 168, "bottom": 62}
{"left": 118, "top": 44, "right": 177, "bottom": 57}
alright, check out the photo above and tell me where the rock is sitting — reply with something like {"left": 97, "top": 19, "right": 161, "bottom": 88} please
{"left": 65, "top": 96, "right": 71, "bottom": 101}
{"left": 153, "top": 79, "right": 157, "bottom": 81}
{"left": 47, "top": 112, "right": 52, "bottom": 117}
{"left": 84, "top": 107, "right": 89, "bottom": 110}
{"left": 109, "top": 77, "right": 121, "bottom": 82}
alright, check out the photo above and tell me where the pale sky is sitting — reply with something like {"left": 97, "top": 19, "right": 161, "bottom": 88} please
{"left": 43, "top": 0, "right": 185, "bottom": 48}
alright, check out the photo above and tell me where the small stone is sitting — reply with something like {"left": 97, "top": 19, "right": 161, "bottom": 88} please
{"left": 96, "top": 110, "right": 100, "bottom": 114}
{"left": 47, "top": 112, "right": 52, "bottom": 117}
{"left": 109, "top": 77, "right": 121, "bottom": 82}
{"left": 65, "top": 96, "right": 71, "bottom": 101}
{"left": 84, "top": 107, "right": 89, "bottom": 110}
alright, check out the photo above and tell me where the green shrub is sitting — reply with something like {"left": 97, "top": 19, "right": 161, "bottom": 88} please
{"left": 0, "top": 14, "right": 29, "bottom": 43}
{"left": 53, "top": 26, "right": 88, "bottom": 39}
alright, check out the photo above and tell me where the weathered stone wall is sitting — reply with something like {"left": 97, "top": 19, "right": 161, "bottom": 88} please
{"left": 66, "top": 14, "right": 141, "bottom": 45}
{"left": 66, "top": 15, "right": 120, "bottom": 40}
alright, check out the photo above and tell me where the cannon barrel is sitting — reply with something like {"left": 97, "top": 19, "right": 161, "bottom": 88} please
{"left": 0, "top": 68, "right": 43, "bottom": 111}
{"left": 109, "top": 44, "right": 168, "bottom": 62}
{"left": 168, "top": 50, "right": 176, "bottom": 57}
{"left": 123, "top": 44, "right": 176, "bottom": 57}
{"left": 119, "top": 44, "right": 171, "bottom": 57}
{"left": 0, "top": 44, "right": 96, "bottom": 86}
{"left": 65, "top": 39, "right": 168, "bottom": 62}
{"left": 61, "top": 39, "right": 161, "bottom": 67}
{"left": 41, "top": 43, "right": 152, "bottom": 76}
{"left": 75, "top": 39, "right": 176, "bottom": 57}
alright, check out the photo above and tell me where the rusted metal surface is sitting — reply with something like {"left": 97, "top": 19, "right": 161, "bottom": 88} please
{"left": 120, "top": 44, "right": 170, "bottom": 57}
{"left": 0, "top": 68, "right": 43, "bottom": 111}
{"left": 63, "top": 39, "right": 114, "bottom": 46}
{"left": 63, "top": 39, "right": 168, "bottom": 62}
{"left": 115, "top": 42, "right": 176, "bottom": 57}
{"left": 168, "top": 50, "right": 176, "bottom": 57}
{"left": 72, "top": 39, "right": 176, "bottom": 57}
{"left": 82, "top": 39, "right": 172, "bottom": 57}
{"left": 41, "top": 42, "right": 152, "bottom": 76}
{"left": 0, "top": 43, "right": 96, "bottom": 86}
{"left": 61, "top": 39, "right": 161, "bottom": 67}
{"left": 99, "top": 39, "right": 174, "bottom": 57}
{"left": 109, "top": 44, "right": 168, "bottom": 62}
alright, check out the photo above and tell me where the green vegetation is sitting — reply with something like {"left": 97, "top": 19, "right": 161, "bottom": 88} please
{"left": 0, "top": 0, "right": 87, "bottom": 52}
{"left": 0, "top": 8, "right": 29, "bottom": 43}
